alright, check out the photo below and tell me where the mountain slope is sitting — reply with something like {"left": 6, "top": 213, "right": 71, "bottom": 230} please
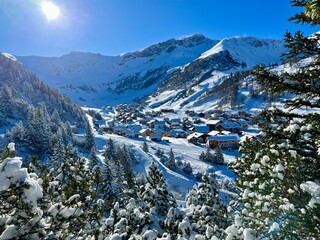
{"left": 16, "top": 34, "right": 218, "bottom": 107}
{"left": 0, "top": 52, "right": 86, "bottom": 129}
{"left": 147, "top": 36, "right": 285, "bottom": 111}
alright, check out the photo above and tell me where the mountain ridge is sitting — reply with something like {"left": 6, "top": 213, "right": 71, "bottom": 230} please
{"left": 14, "top": 34, "right": 285, "bottom": 108}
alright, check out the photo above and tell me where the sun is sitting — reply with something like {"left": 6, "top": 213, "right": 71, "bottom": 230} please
{"left": 41, "top": 1, "right": 60, "bottom": 20}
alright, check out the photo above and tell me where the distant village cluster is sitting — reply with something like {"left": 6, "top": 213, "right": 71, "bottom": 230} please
{"left": 94, "top": 104, "right": 256, "bottom": 151}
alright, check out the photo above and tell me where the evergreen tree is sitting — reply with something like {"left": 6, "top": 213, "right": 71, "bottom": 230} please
{"left": 140, "top": 163, "right": 177, "bottom": 216}
{"left": 204, "top": 147, "right": 215, "bottom": 163}
{"left": 165, "top": 148, "right": 177, "bottom": 171}
{"left": 185, "top": 173, "right": 228, "bottom": 239}
{"left": 104, "top": 138, "right": 116, "bottom": 161}
{"left": 25, "top": 106, "right": 51, "bottom": 154}
{"left": 213, "top": 145, "right": 224, "bottom": 165}
{"left": 104, "top": 200, "right": 153, "bottom": 239}
{"left": 50, "top": 108, "right": 61, "bottom": 133}
{"left": 230, "top": 1, "right": 320, "bottom": 238}
{"left": 84, "top": 124, "right": 95, "bottom": 151}
{"left": 142, "top": 141, "right": 149, "bottom": 153}
{"left": 101, "top": 157, "right": 113, "bottom": 202}
{"left": 182, "top": 162, "right": 193, "bottom": 175}
{"left": 155, "top": 148, "right": 164, "bottom": 158}
{"left": 199, "top": 151, "right": 206, "bottom": 161}
{"left": 89, "top": 146, "right": 99, "bottom": 171}
{"left": 50, "top": 136, "right": 65, "bottom": 171}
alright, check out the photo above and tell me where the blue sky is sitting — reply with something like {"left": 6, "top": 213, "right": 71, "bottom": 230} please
{"left": 0, "top": 0, "right": 317, "bottom": 56}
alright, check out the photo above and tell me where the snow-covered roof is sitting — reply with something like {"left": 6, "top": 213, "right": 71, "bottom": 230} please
{"left": 208, "top": 130, "right": 220, "bottom": 136}
{"left": 218, "top": 123, "right": 241, "bottom": 129}
{"left": 154, "top": 121, "right": 165, "bottom": 125}
{"left": 207, "top": 134, "right": 240, "bottom": 142}
{"left": 150, "top": 133, "right": 162, "bottom": 139}
{"left": 94, "top": 119, "right": 106, "bottom": 125}
{"left": 194, "top": 125, "right": 210, "bottom": 133}
{"left": 139, "top": 128, "right": 149, "bottom": 134}
{"left": 152, "top": 128, "right": 165, "bottom": 133}
{"left": 206, "top": 119, "right": 221, "bottom": 125}
{"left": 187, "top": 132, "right": 204, "bottom": 140}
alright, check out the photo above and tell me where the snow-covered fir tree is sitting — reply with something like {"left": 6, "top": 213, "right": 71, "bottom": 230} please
{"left": 89, "top": 146, "right": 99, "bottom": 171}
{"left": 140, "top": 163, "right": 177, "bottom": 217}
{"left": 165, "top": 148, "right": 177, "bottom": 171}
{"left": 84, "top": 123, "right": 96, "bottom": 152}
{"left": 185, "top": 173, "right": 229, "bottom": 239}
{"left": 213, "top": 145, "right": 224, "bottom": 165}
{"left": 229, "top": 1, "right": 320, "bottom": 238}
{"left": 142, "top": 141, "right": 149, "bottom": 153}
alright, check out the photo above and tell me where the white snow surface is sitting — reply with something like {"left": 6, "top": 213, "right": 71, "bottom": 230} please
{"left": 1, "top": 53, "right": 18, "bottom": 62}
{"left": 94, "top": 130, "right": 237, "bottom": 198}
{"left": 0, "top": 157, "right": 43, "bottom": 206}
{"left": 199, "top": 36, "right": 285, "bottom": 68}
{"left": 16, "top": 35, "right": 217, "bottom": 107}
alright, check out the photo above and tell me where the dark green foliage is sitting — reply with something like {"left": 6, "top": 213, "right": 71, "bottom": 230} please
{"left": 230, "top": 1, "right": 320, "bottom": 238}
{"left": 140, "top": 163, "right": 177, "bottom": 216}
{"left": 165, "top": 148, "right": 177, "bottom": 170}
{"left": 84, "top": 124, "right": 95, "bottom": 151}
{"left": 142, "top": 141, "right": 149, "bottom": 153}
{"left": 214, "top": 145, "right": 224, "bottom": 165}
{"left": 183, "top": 173, "right": 229, "bottom": 238}
{"left": 199, "top": 147, "right": 216, "bottom": 163}
{"left": 89, "top": 146, "right": 99, "bottom": 171}
{"left": 182, "top": 162, "right": 193, "bottom": 175}
{"left": 155, "top": 148, "right": 164, "bottom": 158}
{"left": 0, "top": 53, "right": 86, "bottom": 126}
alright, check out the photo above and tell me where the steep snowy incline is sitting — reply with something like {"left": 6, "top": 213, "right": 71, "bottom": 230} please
{"left": 16, "top": 34, "right": 218, "bottom": 107}
{"left": 147, "top": 36, "right": 286, "bottom": 112}
{"left": 199, "top": 36, "right": 285, "bottom": 68}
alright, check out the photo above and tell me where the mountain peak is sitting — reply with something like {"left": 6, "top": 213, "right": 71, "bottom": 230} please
{"left": 1, "top": 52, "right": 18, "bottom": 62}
{"left": 199, "top": 36, "right": 285, "bottom": 68}
{"left": 122, "top": 34, "right": 217, "bottom": 58}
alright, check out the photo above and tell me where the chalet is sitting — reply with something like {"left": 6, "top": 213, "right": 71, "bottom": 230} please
{"left": 237, "top": 119, "right": 249, "bottom": 130}
{"left": 187, "top": 132, "right": 205, "bottom": 143}
{"left": 147, "top": 120, "right": 155, "bottom": 128}
{"left": 190, "top": 125, "right": 210, "bottom": 134}
{"left": 153, "top": 120, "right": 166, "bottom": 129}
{"left": 216, "top": 122, "right": 241, "bottom": 133}
{"left": 166, "top": 118, "right": 181, "bottom": 129}
{"left": 149, "top": 133, "right": 162, "bottom": 141}
{"left": 101, "top": 124, "right": 112, "bottom": 133}
{"left": 151, "top": 128, "right": 165, "bottom": 136}
{"left": 208, "top": 129, "right": 232, "bottom": 137}
{"left": 206, "top": 134, "right": 240, "bottom": 149}
{"left": 127, "top": 124, "right": 142, "bottom": 132}
{"left": 206, "top": 119, "right": 221, "bottom": 131}
{"left": 113, "top": 125, "right": 126, "bottom": 135}
{"left": 164, "top": 129, "right": 187, "bottom": 138}
{"left": 138, "top": 117, "right": 152, "bottom": 125}
{"left": 192, "top": 117, "right": 201, "bottom": 124}
{"left": 207, "top": 130, "right": 220, "bottom": 136}
{"left": 125, "top": 129, "right": 139, "bottom": 138}
{"left": 139, "top": 128, "right": 152, "bottom": 138}
{"left": 238, "top": 111, "right": 249, "bottom": 119}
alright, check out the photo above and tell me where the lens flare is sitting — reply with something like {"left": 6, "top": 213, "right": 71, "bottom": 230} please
{"left": 41, "top": 1, "right": 60, "bottom": 20}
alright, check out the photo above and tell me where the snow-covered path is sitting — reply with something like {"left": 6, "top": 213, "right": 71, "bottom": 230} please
{"left": 94, "top": 132, "right": 237, "bottom": 197}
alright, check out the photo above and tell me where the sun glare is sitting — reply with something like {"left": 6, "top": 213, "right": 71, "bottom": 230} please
{"left": 41, "top": 1, "right": 60, "bottom": 20}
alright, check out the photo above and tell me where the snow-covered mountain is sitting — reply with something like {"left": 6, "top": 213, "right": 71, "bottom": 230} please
{"left": 0, "top": 52, "right": 86, "bottom": 130}
{"left": 147, "top": 36, "right": 285, "bottom": 112}
{"left": 16, "top": 34, "right": 285, "bottom": 109}
{"left": 16, "top": 34, "right": 218, "bottom": 107}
